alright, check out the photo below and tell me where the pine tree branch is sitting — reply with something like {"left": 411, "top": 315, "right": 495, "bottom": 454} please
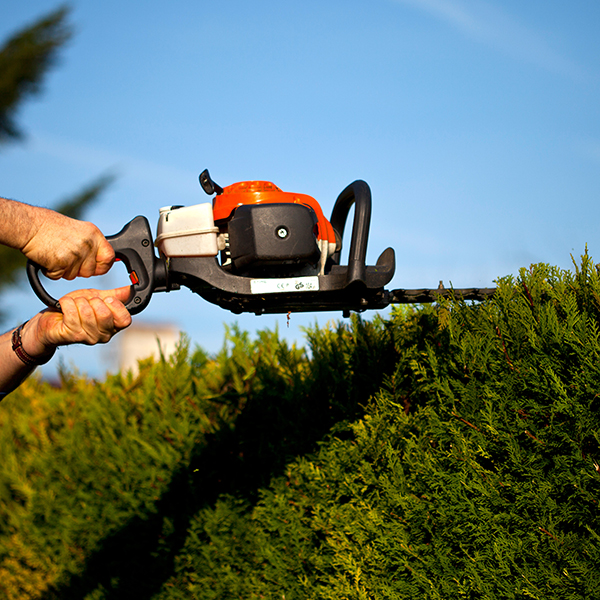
{"left": 0, "top": 5, "right": 72, "bottom": 145}
{"left": 53, "top": 171, "right": 115, "bottom": 220}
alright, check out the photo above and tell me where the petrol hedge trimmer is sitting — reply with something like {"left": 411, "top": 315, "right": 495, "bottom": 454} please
{"left": 27, "top": 170, "right": 495, "bottom": 316}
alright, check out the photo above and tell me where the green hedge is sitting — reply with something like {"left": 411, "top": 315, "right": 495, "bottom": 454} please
{"left": 156, "top": 258, "right": 600, "bottom": 599}
{"left": 1, "top": 256, "right": 599, "bottom": 599}
{"left": 0, "top": 316, "right": 396, "bottom": 599}
{"left": 0, "top": 342, "right": 221, "bottom": 599}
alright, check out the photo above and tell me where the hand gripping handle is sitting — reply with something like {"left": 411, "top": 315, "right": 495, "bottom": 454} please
{"left": 26, "top": 216, "right": 159, "bottom": 316}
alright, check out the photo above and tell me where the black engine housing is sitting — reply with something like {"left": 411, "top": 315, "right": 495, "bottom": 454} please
{"left": 227, "top": 203, "right": 320, "bottom": 276}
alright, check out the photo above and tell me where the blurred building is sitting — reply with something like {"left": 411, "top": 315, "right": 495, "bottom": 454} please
{"left": 116, "top": 322, "right": 179, "bottom": 375}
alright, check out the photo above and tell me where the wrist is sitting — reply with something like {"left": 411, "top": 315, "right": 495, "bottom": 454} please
{"left": 13, "top": 318, "right": 57, "bottom": 366}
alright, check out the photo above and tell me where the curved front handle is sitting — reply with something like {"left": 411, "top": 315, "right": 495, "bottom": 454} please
{"left": 329, "top": 180, "right": 372, "bottom": 286}
{"left": 26, "top": 261, "right": 62, "bottom": 310}
{"left": 27, "top": 216, "right": 159, "bottom": 316}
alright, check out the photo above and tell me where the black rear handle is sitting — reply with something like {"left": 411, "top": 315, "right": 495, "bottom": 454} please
{"left": 27, "top": 216, "right": 163, "bottom": 316}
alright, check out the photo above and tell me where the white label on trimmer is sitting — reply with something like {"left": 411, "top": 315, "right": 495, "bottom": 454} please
{"left": 250, "top": 276, "right": 320, "bottom": 294}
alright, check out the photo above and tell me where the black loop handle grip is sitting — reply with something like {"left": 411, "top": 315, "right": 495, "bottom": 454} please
{"left": 26, "top": 263, "right": 62, "bottom": 310}
{"left": 329, "top": 180, "right": 372, "bottom": 286}
{"left": 26, "top": 215, "right": 158, "bottom": 316}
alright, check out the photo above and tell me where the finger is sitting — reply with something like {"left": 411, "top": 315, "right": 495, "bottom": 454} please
{"left": 104, "top": 296, "right": 132, "bottom": 330}
{"left": 37, "top": 291, "right": 131, "bottom": 349}
{"left": 43, "top": 266, "right": 68, "bottom": 281}
{"left": 56, "top": 296, "right": 85, "bottom": 342}
{"left": 62, "top": 287, "right": 126, "bottom": 302}
{"left": 62, "top": 288, "right": 102, "bottom": 302}
{"left": 71, "top": 296, "right": 100, "bottom": 344}
{"left": 78, "top": 296, "right": 130, "bottom": 343}
{"left": 94, "top": 240, "right": 115, "bottom": 276}
{"left": 66, "top": 296, "right": 111, "bottom": 345}
{"left": 82, "top": 286, "right": 132, "bottom": 304}
{"left": 59, "top": 259, "right": 84, "bottom": 281}
{"left": 88, "top": 297, "right": 116, "bottom": 343}
{"left": 85, "top": 299, "right": 127, "bottom": 341}
{"left": 77, "top": 239, "right": 114, "bottom": 278}
{"left": 59, "top": 251, "right": 88, "bottom": 281}
{"left": 58, "top": 287, "right": 131, "bottom": 323}
{"left": 77, "top": 251, "right": 101, "bottom": 279}
{"left": 36, "top": 305, "right": 66, "bottom": 347}
{"left": 107, "top": 285, "right": 131, "bottom": 304}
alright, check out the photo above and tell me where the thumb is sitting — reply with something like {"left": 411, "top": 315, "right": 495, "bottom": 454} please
{"left": 92, "top": 285, "right": 132, "bottom": 304}
{"left": 109, "top": 285, "right": 132, "bottom": 304}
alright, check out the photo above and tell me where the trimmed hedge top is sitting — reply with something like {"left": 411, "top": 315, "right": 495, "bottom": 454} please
{"left": 0, "top": 255, "right": 599, "bottom": 599}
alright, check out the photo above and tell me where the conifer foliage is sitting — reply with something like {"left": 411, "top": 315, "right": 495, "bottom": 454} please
{"left": 0, "top": 256, "right": 599, "bottom": 599}
{"left": 0, "top": 6, "right": 71, "bottom": 144}
{"left": 156, "top": 257, "right": 600, "bottom": 600}
{"left": 0, "top": 6, "right": 114, "bottom": 320}
{"left": 0, "top": 342, "right": 221, "bottom": 599}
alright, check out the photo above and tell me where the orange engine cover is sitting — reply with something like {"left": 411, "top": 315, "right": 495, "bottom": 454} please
{"left": 213, "top": 180, "right": 336, "bottom": 251}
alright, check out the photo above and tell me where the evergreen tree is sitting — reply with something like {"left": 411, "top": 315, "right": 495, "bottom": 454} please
{"left": 0, "top": 6, "right": 114, "bottom": 322}
{"left": 0, "top": 5, "right": 71, "bottom": 145}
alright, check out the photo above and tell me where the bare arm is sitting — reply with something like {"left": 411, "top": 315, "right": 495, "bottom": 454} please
{"left": 0, "top": 287, "right": 132, "bottom": 397}
{"left": 0, "top": 197, "right": 114, "bottom": 280}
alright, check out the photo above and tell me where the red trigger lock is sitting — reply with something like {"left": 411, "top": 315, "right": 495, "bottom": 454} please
{"left": 129, "top": 271, "right": 139, "bottom": 285}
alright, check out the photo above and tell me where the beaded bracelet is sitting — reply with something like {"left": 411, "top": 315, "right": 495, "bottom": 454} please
{"left": 11, "top": 322, "right": 56, "bottom": 367}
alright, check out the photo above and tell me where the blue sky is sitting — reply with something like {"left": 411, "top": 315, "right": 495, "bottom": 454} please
{"left": 2, "top": 1, "right": 600, "bottom": 378}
